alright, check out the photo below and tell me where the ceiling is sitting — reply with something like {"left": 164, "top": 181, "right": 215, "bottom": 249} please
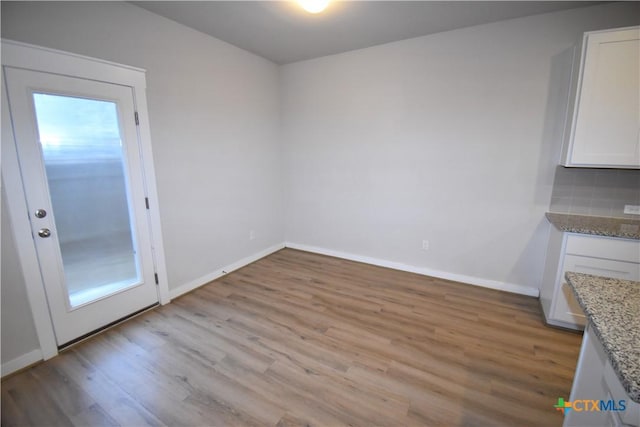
{"left": 133, "top": 1, "right": 604, "bottom": 64}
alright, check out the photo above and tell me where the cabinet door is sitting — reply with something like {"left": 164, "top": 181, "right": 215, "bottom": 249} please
{"left": 567, "top": 27, "right": 640, "bottom": 168}
{"left": 553, "top": 255, "right": 640, "bottom": 327}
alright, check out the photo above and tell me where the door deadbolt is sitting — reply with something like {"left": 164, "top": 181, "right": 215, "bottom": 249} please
{"left": 34, "top": 209, "right": 47, "bottom": 218}
{"left": 38, "top": 228, "right": 51, "bottom": 238}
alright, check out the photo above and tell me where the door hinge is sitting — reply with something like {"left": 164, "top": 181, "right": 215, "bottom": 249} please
{"left": 145, "top": 197, "right": 150, "bottom": 209}
{"left": 154, "top": 273, "right": 159, "bottom": 285}
{"left": 134, "top": 111, "right": 139, "bottom": 125}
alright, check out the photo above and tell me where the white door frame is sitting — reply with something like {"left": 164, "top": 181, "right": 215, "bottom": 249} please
{"left": 1, "top": 39, "right": 170, "bottom": 360}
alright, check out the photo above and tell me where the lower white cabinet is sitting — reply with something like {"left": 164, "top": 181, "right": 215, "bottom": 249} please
{"left": 540, "top": 228, "right": 640, "bottom": 330}
{"left": 564, "top": 326, "right": 639, "bottom": 427}
{"left": 564, "top": 325, "right": 609, "bottom": 427}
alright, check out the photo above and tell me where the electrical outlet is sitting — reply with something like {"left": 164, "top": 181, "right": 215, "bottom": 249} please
{"left": 422, "top": 240, "right": 429, "bottom": 251}
{"left": 623, "top": 205, "right": 640, "bottom": 215}
{"left": 249, "top": 230, "right": 256, "bottom": 240}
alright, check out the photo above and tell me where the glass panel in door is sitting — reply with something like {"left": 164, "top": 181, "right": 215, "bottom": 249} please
{"left": 32, "top": 93, "right": 140, "bottom": 308}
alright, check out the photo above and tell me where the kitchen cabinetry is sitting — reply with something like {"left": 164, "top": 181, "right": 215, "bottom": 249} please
{"left": 540, "top": 228, "right": 640, "bottom": 330}
{"left": 561, "top": 26, "right": 640, "bottom": 169}
{"left": 564, "top": 326, "right": 639, "bottom": 427}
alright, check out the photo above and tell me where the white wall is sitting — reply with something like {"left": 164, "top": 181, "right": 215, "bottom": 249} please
{"left": 1, "top": 1, "right": 283, "bottom": 367}
{"left": 281, "top": 2, "right": 640, "bottom": 294}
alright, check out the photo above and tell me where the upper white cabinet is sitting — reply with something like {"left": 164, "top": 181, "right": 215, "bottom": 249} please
{"left": 561, "top": 26, "right": 640, "bottom": 169}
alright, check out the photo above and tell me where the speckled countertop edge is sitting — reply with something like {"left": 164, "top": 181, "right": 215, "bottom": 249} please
{"left": 565, "top": 272, "right": 640, "bottom": 403}
{"left": 546, "top": 212, "right": 640, "bottom": 240}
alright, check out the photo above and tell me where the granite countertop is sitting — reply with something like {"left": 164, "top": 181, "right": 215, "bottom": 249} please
{"left": 546, "top": 212, "right": 640, "bottom": 240}
{"left": 565, "top": 272, "right": 640, "bottom": 403}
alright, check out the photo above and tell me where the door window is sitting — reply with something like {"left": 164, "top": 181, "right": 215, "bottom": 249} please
{"left": 32, "top": 93, "right": 141, "bottom": 308}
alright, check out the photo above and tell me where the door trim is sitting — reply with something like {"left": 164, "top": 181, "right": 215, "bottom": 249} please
{"left": 1, "top": 39, "right": 170, "bottom": 361}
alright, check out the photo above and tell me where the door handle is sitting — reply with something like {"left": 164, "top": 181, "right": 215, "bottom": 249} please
{"left": 38, "top": 228, "right": 51, "bottom": 238}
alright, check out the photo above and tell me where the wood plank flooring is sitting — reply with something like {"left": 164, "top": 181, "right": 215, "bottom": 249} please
{"left": 2, "top": 248, "right": 583, "bottom": 426}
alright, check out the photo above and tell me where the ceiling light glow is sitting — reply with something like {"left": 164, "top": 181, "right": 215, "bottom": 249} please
{"left": 297, "top": 0, "right": 329, "bottom": 14}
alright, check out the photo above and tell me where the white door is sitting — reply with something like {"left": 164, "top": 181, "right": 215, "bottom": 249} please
{"left": 4, "top": 66, "right": 159, "bottom": 346}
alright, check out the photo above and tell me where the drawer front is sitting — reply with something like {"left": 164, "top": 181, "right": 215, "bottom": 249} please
{"left": 565, "top": 234, "right": 640, "bottom": 263}
{"left": 552, "top": 255, "right": 640, "bottom": 326}
{"left": 564, "top": 255, "right": 640, "bottom": 281}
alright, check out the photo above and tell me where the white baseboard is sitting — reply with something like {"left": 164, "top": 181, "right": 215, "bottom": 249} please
{"left": 1, "top": 349, "right": 42, "bottom": 377}
{"left": 285, "top": 242, "right": 539, "bottom": 297}
{"left": 168, "top": 243, "right": 286, "bottom": 300}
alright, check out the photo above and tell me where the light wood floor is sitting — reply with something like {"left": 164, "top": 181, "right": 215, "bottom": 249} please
{"left": 2, "top": 248, "right": 583, "bottom": 426}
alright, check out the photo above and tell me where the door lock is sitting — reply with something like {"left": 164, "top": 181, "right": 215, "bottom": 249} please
{"left": 37, "top": 228, "right": 51, "bottom": 238}
{"left": 34, "top": 209, "right": 47, "bottom": 218}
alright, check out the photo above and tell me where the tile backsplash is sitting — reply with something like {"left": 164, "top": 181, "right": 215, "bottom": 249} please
{"left": 549, "top": 166, "right": 640, "bottom": 219}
